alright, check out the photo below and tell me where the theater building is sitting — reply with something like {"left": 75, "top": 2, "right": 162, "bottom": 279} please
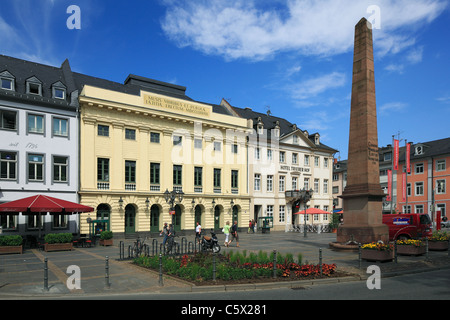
{"left": 77, "top": 76, "right": 251, "bottom": 237}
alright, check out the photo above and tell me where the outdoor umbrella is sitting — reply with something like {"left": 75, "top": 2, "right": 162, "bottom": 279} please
{"left": 293, "top": 207, "right": 330, "bottom": 215}
{"left": 0, "top": 195, "right": 94, "bottom": 237}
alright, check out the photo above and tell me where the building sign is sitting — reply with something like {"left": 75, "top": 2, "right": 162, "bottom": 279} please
{"left": 143, "top": 94, "right": 211, "bottom": 117}
{"left": 280, "top": 165, "right": 310, "bottom": 173}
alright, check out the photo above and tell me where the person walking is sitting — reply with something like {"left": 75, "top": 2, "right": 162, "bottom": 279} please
{"left": 160, "top": 222, "right": 168, "bottom": 245}
{"left": 223, "top": 221, "right": 231, "bottom": 247}
{"left": 229, "top": 220, "right": 239, "bottom": 247}
{"left": 166, "top": 223, "right": 175, "bottom": 254}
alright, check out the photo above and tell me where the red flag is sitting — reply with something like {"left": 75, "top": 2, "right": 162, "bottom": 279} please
{"left": 406, "top": 143, "right": 411, "bottom": 173}
{"left": 393, "top": 139, "right": 399, "bottom": 170}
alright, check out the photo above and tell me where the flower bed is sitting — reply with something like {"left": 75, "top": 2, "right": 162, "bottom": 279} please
{"left": 134, "top": 250, "right": 338, "bottom": 284}
{"left": 396, "top": 239, "right": 426, "bottom": 256}
{"left": 0, "top": 235, "right": 23, "bottom": 255}
{"left": 427, "top": 230, "right": 450, "bottom": 251}
{"left": 361, "top": 242, "right": 394, "bottom": 262}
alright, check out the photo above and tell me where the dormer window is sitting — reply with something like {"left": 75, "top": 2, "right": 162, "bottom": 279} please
{"left": 315, "top": 134, "right": 320, "bottom": 145}
{"left": 415, "top": 146, "right": 423, "bottom": 155}
{"left": 51, "top": 81, "right": 67, "bottom": 100}
{"left": 26, "top": 77, "right": 42, "bottom": 96}
{"left": 0, "top": 71, "right": 15, "bottom": 91}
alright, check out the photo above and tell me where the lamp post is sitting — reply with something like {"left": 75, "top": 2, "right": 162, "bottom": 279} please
{"left": 164, "top": 189, "right": 184, "bottom": 225}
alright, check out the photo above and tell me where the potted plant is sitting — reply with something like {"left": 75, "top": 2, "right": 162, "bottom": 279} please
{"left": 44, "top": 233, "right": 73, "bottom": 252}
{"left": 328, "top": 213, "right": 340, "bottom": 233}
{"left": 361, "top": 241, "right": 394, "bottom": 262}
{"left": 0, "top": 235, "right": 23, "bottom": 254}
{"left": 99, "top": 231, "right": 113, "bottom": 246}
{"left": 396, "top": 239, "right": 426, "bottom": 256}
{"left": 427, "top": 230, "right": 450, "bottom": 251}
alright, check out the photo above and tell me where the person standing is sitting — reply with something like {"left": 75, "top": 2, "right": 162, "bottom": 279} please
{"left": 195, "top": 222, "right": 202, "bottom": 245}
{"left": 223, "top": 221, "right": 231, "bottom": 247}
{"left": 229, "top": 220, "right": 239, "bottom": 247}
{"left": 160, "top": 222, "right": 168, "bottom": 245}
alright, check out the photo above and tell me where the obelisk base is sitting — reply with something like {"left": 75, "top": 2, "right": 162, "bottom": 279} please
{"left": 337, "top": 224, "right": 389, "bottom": 244}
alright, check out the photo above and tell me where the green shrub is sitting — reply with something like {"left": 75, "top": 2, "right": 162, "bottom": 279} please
{"left": 44, "top": 233, "right": 72, "bottom": 244}
{"left": 0, "top": 235, "right": 23, "bottom": 246}
{"left": 100, "top": 231, "right": 113, "bottom": 240}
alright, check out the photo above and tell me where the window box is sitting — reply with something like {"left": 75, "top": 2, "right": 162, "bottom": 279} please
{"left": 44, "top": 243, "right": 73, "bottom": 252}
{"left": 0, "top": 245, "right": 23, "bottom": 255}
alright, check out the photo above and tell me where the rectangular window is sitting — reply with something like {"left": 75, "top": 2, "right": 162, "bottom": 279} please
{"left": 279, "top": 206, "right": 285, "bottom": 223}
{"left": 436, "top": 179, "right": 446, "bottom": 194}
{"left": 324, "top": 158, "right": 328, "bottom": 168}
{"left": 254, "top": 174, "right": 261, "bottom": 191}
{"left": 53, "top": 118, "right": 68, "bottom": 137}
{"left": 279, "top": 175, "right": 285, "bottom": 192}
{"left": 214, "top": 168, "right": 221, "bottom": 188}
{"left": 267, "top": 205, "right": 273, "bottom": 217}
{"left": 415, "top": 182, "right": 424, "bottom": 196}
{"left": 292, "top": 153, "right": 298, "bottom": 164}
{"left": 314, "top": 156, "right": 320, "bottom": 167}
{"left": 54, "top": 88, "right": 66, "bottom": 99}
{"left": 436, "top": 159, "right": 446, "bottom": 171}
{"left": 28, "top": 114, "right": 44, "bottom": 134}
{"left": 28, "top": 154, "right": 44, "bottom": 181}
{"left": 304, "top": 178, "right": 309, "bottom": 190}
{"left": 231, "top": 170, "right": 239, "bottom": 189}
{"left": 1, "top": 78, "right": 13, "bottom": 90}
{"left": 214, "top": 141, "right": 222, "bottom": 152}
{"left": 279, "top": 151, "right": 285, "bottom": 163}
{"left": 97, "top": 158, "right": 110, "bottom": 182}
{"left": 150, "top": 132, "right": 160, "bottom": 143}
{"left": 232, "top": 144, "right": 238, "bottom": 154}
{"left": 194, "top": 167, "right": 203, "bottom": 186}
{"left": 0, "top": 110, "right": 17, "bottom": 130}
{"left": 173, "top": 135, "right": 182, "bottom": 146}
{"left": 267, "top": 175, "right": 273, "bottom": 192}
{"left": 98, "top": 125, "right": 109, "bottom": 137}
{"left": 1, "top": 152, "right": 17, "bottom": 180}
{"left": 150, "top": 163, "right": 160, "bottom": 185}
{"left": 0, "top": 214, "right": 17, "bottom": 230}
{"left": 125, "top": 161, "right": 136, "bottom": 183}
{"left": 194, "top": 139, "right": 202, "bottom": 149}
{"left": 27, "top": 82, "right": 41, "bottom": 95}
{"left": 292, "top": 176, "right": 297, "bottom": 190}
{"left": 53, "top": 214, "right": 68, "bottom": 229}
{"left": 323, "top": 179, "right": 329, "bottom": 194}
{"left": 53, "top": 156, "right": 68, "bottom": 183}
{"left": 415, "top": 205, "right": 424, "bottom": 214}
{"left": 173, "top": 165, "right": 182, "bottom": 186}
{"left": 125, "top": 128, "right": 136, "bottom": 140}
{"left": 304, "top": 155, "right": 310, "bottom": 166}
{"left": 415, "top": 163, "right": 424, "bottom": 174}
{"left": 255, "top": 147, "right": 260, "bottom": 160}
{"left": 314, "top": 179, "right": 320, "bottom": 193}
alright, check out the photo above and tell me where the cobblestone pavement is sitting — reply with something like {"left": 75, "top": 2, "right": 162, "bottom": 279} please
{"left": 0, "top": 231, "right": 449, "bottom": 298}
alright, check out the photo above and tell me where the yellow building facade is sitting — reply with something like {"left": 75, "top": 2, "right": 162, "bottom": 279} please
{"left": 78, "top": 77, "right": 251, "bottom": 237}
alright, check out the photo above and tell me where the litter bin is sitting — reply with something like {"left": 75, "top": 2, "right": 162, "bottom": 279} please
{"left": 258, "top": 217, "right": 273, "bottom": 234}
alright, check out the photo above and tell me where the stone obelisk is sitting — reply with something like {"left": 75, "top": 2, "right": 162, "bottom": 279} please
{"left": 337, "top": 18, "right": 389, "bottom": 244}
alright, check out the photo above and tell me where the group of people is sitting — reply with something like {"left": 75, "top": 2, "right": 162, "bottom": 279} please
{"left": 161, "top": 221, "right": 241, "bottom": 249}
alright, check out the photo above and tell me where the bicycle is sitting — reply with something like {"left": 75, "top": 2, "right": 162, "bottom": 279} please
{"left": 132, "top": 237, "right": 147, "bottom": 257}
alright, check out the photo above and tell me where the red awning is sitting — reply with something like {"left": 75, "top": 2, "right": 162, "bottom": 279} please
{"left": 294, "top": 208, "right": 331, "bottom": 215}
{"left": 0, "top": 195, "right": 94, "bottom": 214}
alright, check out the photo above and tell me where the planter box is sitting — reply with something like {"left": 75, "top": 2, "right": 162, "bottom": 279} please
{"left": 428, "top": 241, "right": 449, "bottom": 251}
{"left": 361, "top": 249, "right": 394, "bottom": 262}
{"left": 396, "top": 245, "right": 426, "bottom": 256}
{"left": 99, "top": 239, "right": 113, "bottom": 246}
{"left": 44, "top": 243, "right": 73, "bottom": 252}
{"left": 0, "top": 245, "right": 23, "bottom": 255}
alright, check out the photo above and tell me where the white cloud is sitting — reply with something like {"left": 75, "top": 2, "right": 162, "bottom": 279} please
{"left": 379, "top": 102, "right": 408, "bottom": 114}
{"left": 290, "top": 72, "right": 346, "bottom": 101}
{"left": 161, "top": 0, "right": 447, "bottom": 61}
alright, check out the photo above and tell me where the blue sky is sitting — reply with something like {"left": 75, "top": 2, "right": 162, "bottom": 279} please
{"left": 1, "top": 0, "right": 449, "bottom": 159}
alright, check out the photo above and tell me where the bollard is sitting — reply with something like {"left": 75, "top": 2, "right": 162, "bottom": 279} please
{"left": 394, "top": 241, "right": 398, "bottom": 264}
{"left": 105, "top": 256, "right": 110, "bottom": 289}
{"left": 273, "top": 250, "right": 277, "bottom": 279}
{"left": 159, "top": 253, "right": 163, "bottom": 286}
{"left": 44, "top": 257, "right": 49, "bottom": 291}
{"left": 319, "top": 248, "right": 322, "bottom": 276}
{"left": 213, "top": 252, "right": 216, "bottom": 281}
{"left": 358, "top": 244, "right": 362, "bottom": 269}
{"left": 425, "top": 238, "right": 429, "bottom": 261}
{"left": 119, "top": 241, "right": 123, "bottom": 260}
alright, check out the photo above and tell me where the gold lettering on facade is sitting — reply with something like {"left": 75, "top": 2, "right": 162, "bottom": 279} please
{"left": 144, "top": 94, "right": 211, "bottom": 117}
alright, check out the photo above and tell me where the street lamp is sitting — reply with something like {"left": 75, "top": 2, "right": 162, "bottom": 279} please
{"left": 164, "top": 189, "right": 184, "bottom": 224}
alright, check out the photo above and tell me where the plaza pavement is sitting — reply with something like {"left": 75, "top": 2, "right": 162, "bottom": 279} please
{"left": 0, "top": 231, "right": 449, "bottom": 298}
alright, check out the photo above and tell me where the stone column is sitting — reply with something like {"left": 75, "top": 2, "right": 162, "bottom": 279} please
{"left": 337, "top": 18, "right": 389, "bottom": 244}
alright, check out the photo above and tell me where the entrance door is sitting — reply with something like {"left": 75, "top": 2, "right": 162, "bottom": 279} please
{"left": 150, "top": 205, "right": 159, "bottom": 232}
{"left": 214, "top": 206, "right": 221, "bottom": 230}
{"left": 232, "top": 206, "right": 239, "bottom": 227}
{"left": 125, "top": 204, "right": 135, "bottom": 234}
{"left": 173, "top": 205, "right": 182, "bottom": 232}
{"left": 195, "top": 205, "right": 202, "bottom": 227}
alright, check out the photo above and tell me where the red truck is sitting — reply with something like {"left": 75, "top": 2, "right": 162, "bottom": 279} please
{"left": 382, "top": 213, "right": 432, "bottom": 241}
